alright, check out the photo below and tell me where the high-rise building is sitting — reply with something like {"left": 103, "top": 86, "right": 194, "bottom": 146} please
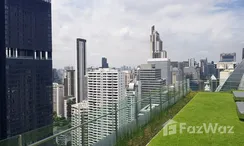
{"left": 172, "top": 67, "right": 182, "bottom": 85}
{"left": 188, "top": 58, "right": 195, "bottom": 67}
{"left": 242, "top": 48, "right": 244, "bottom": 60}
{"left": 150, "top": 25, "right": 163, "bottom": 58}
{"left": 71, "top": 101, "right": 88, "bottom": 146}
{"left": 183, "top": 67, "right": 200, "bottom": 80}
{"left": 162, "top": 50, "right": 167, "bottom": 58}
{"left": 122, "top": 70, "right": 132, "bottom": 88}
{"left": 64, "top": 97, "right": 76, "bottom": 119}
{"left": 147, "top": 58, "right": 172, "bottom": 85}
{"left": 76, "top": 38, "right": 87, "bottom": 103}
{"left": 87, "top": 68, "right": 127, "bottom": 145}
{"left": 53, "top": 68, "right": 62, "bottom": 83}
{"left": 101, "top": 57, "right": 109, "bottom": 68}
{"left": 53, "top": 83, "right": 65, "bottom": 117}
{"left": 137, "top": 64, "right": 166, "bottom": 108}
{"left": 200, "top": 58, "right": 209, "bottom": 80}
{"left": 220, "top": 53, "right": 236, "bottom": 62}
{"left": 64, "top": 68, "right": 75, "bottom": 97}
{"left": 0, "top": 0, "right": 52, "bottom": 139}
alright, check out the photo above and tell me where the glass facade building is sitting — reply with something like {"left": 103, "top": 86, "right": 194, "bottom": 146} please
{"left": 220, "top": 60, "right": 244, "bottom": 91}
{"left": 0, "top": 0, "right": 52, "bottom": 140}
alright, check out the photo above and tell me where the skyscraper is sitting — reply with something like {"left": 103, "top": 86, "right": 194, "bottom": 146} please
{"left": 137, "top": 64, "right": 165, "bottom": 108}
{"left": 76, "top": 38, "right": 87, "bottom": 103}
{"left": 101, "top": 57, "right": 109, "bottom": 68}
{"left": 87, "top": 68, "right": 127, "bottom": 145}
{"left": 150, "top": 25, "right": 163, "bottom": 58}
{"left": 53, "top": 83, "right": 65, "bottom": 117}
{"left": 0, "top": 0, "right": 52, "bottom": 139}
{"left": 242, "top": 48, "right": 244, "bottom": 60}
{"left": 71, "top": 101, "right": 88, "bottom": 146}
{"left": 64, "top": 68, "right": 75, "bottom": 97}
{"left": 188, "top": 58, "right": 195, "bottom": 67}
{"left": 147, "top": 58, "right": 172, "bottom": 85}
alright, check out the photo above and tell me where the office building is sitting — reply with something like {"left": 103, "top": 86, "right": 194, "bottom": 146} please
{"left": 71, "top": 101, "right": 88, "bottom": 146}
{"left": 188, "top": 58, "right": 195, "bottom": 67}
{"left": 147, "top": 58, "right": 172, "bottom": 85}
{"left": 64, "top": 68, "right": 75, "bottom": 97}
{"left": 171, "top": 61, "right": 179, "bottom": 68}
{"left": 184, "top": 67, "right": 200, "bottom": 80}
{"left": 200, "top": 58, "right": 209, "bottom": 79}
{"left": 0, "top": 0, "right": 52, "bottom": 139}
{"left": 162, "top": 50, "right": 167, "bottom": 58}
{"left": 64, "top": 97, "right": 76, "bottom": 119}
{"left": 242, "top": 48, "right": 244, "bottom": 60}
{"left": 137, "top": 64, "right": 166, "bottom": 108}
{"left": 53, "top": 83, "right": 65, "bottom": 117}
{"left": 172, "top": 67, "right": 182, "bottom": 85}
{"left": 53, "top": 68, "right": 62, "bottom": 84}
{"left": 207, "top": 62, "right": 217, "bottom": 78}
{"left": 220, "top": 53, "right": 236, "bottom": 62}
{"left": 87, "top": 68, "right": 127, "bottom": 145}
{"left": 123, "top": 70, "right": 132, "bottom": 88}
{"left": 219, "top": 60, "right": 244, "bottom": 91}
{"left": 216, "top": 62, "right": 237, "bottom": 70}
{"left": 76, "top": 38, "right": 87, "bottom": 102}
{"left": 101, "top": 57, "right": 109, "bottom": 68}
{"left": 150, "top": 25, "right": 164, "bottom": 58}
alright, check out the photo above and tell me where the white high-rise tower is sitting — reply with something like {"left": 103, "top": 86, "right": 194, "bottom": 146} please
{"left": 87, "top": 68, "right": 127, "bottom": 145}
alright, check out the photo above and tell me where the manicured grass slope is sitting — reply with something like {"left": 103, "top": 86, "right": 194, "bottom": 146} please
{"left": 148, "top": 92, "right": 244, "bottom": 146}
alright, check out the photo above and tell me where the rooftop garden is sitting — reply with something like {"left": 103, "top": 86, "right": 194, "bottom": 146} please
{"left": 148, "top": 92, "right": 244, "bottom": 146}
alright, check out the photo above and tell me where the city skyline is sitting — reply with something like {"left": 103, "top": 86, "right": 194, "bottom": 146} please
{"left": 52, "top": 0, "right": 244, "bottom": 68}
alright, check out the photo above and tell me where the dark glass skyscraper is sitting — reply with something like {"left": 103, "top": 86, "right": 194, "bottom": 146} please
{"left": 102, "top": 57, "right": 109, "bottom": 68}
{"left": 0, "top": 0, "right": 52, "bottom": 140}
{"left": 242, "top": 48, "right": 244, "bottom": 60}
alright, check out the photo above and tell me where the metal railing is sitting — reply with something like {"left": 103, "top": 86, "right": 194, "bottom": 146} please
{"left": 1, "top": 78, "right": 244, "bottom": 146}
{"left": 0, "top": 79, "right": 189, "bottom": 146}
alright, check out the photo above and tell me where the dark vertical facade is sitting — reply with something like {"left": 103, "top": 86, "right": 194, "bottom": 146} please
{"left": 77, "top": 38, "right": 87, "bottom": 102}
{"left": 242, "top": 48, "right": 244, "bottom": 60}
{"left": 0, "top": 0, "right": 7, "bottom": 140}
{"left": 102, "top": 57, "right": 109, "bottom": 68}
{"left": 1, "top": 0, "right": 53, "bottom": 139}
{"left": 64, "top": 69, "right": 75, "bottom": 97}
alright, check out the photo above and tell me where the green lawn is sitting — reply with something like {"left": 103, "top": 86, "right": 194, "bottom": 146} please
{"left": 148, "top": 92, "right": 244, "bottom": 146}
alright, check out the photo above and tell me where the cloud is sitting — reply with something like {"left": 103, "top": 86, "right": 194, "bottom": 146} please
{"left": 52, "top": 0, "right": 244, "bottom": 68}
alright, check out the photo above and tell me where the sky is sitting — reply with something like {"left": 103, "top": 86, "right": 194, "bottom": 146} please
{"left": 52, "top": 0, "right": 244, "bottom": 68}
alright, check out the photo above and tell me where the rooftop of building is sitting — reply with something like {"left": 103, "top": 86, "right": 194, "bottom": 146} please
{"left": 148, "top": 92, "right": 244, "bottom": 146}
{"left": 88, "top": 68, "right": 119, "bottom": 72}
{"left": 71, "top": 100, "right": 88, "bottom": 109}
{"left": 147, "top": 58, "right": 170, "bottom": 62}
